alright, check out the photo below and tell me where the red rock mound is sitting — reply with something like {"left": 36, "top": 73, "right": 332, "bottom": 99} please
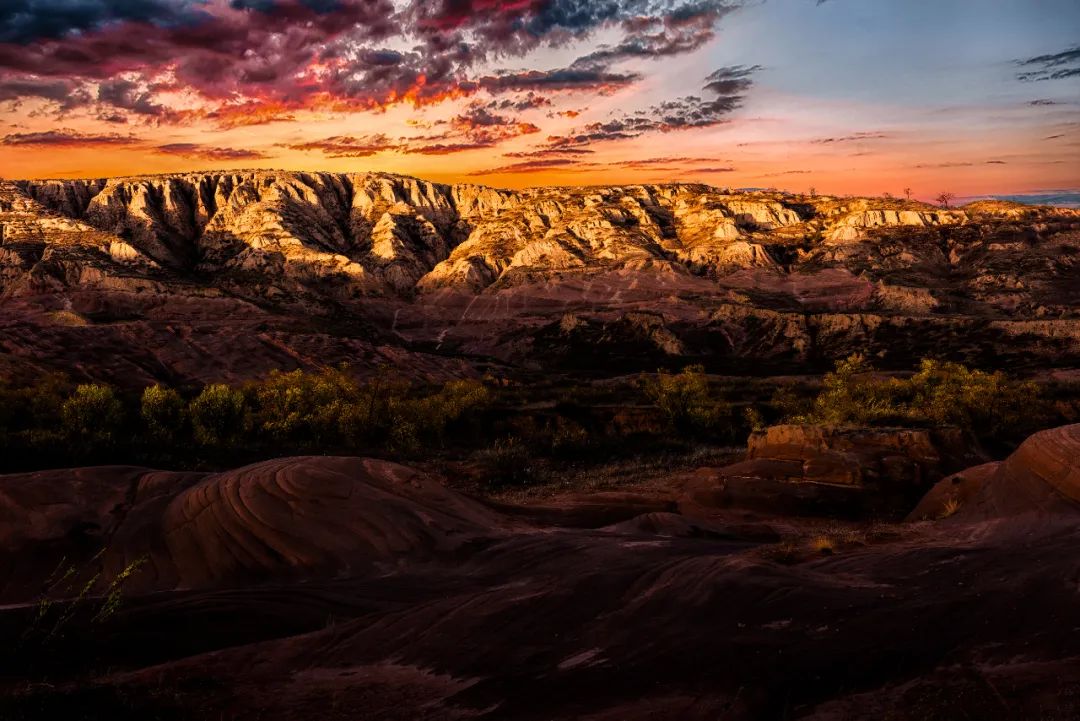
{"left": 156, "top": 457, "right": 509, "bottom": 588}
{"left": 0, "top": 457, "right": 512, "bottom": 600}
{"left": 953, "top": 424, "right": 1080, "bottom": 519}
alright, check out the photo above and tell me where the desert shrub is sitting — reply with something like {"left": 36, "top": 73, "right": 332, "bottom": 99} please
{"left": 404, "top": 378, "right": 492, "bottom": 440}
{"left": 787, "top": 355, "right": 1045, "bottom": 446}
{"left": 60, "top": 384, "right": 124, "bottom": 446}
{"left": 770, "top": 382, "right": 813, "bottom": 421}
{"left": 189, "top": 384, "right": 248, "bottom": 447}
{"left": 480, "top": 436, "right": 535, "bottom": 487}
{"left": 802, "top": 354, "right": 907, "bottom": 426}
{"left": 351, "top": 369, "right": 413, "bottom": 439}
{"left": 251, "top": 368, "right": 362, "bottom": 446}
{"left": 905, "top": 359, "right": 1041, "bottom": 438}
{"left": 744, "top": 406, "right": 766, "bottom": 432}
{"left": 642, "top": 365, "right": 730, "bottom": 437}
{"left": 549, "top": 417, "right": 592, "bottom": 457}
{"left": 140, "top": 385, "right": 186, "bottom": 442}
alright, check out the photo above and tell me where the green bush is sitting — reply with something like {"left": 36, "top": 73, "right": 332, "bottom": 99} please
{"left": 787, "top": 355, "right": 1045, "bottom": 445}
{"left": 60, "top": 384, "right": 123, "bottom": 445}
{"left": 480, "top": 436, "right": 535, "bottom": 487}
{"left": 189, "top": 384, "right": 248, "bottom": 447}
{"left": 803, "top": 354, "right": 906, "bottom": 426}
{"left": 140, "top": 385, "right": 186, "bottom": 442}
{"left": 404, "top": 378, "right": 491, "bottom": 440}
{"left": 642, "top": 365, "right": 729, "bottom": 436}
{"left": 906, "top": 359, "right": 1041, "bottom": 438}
{"left": 251, "top": 368, "right": 362, "bottom": 446}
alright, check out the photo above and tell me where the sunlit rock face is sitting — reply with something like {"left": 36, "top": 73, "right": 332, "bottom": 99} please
{"left": 2, "top": 173, "right": 1080, "bottom": 384}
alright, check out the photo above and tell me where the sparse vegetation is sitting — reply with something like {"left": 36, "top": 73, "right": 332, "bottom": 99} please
{"left": 939, "top": 498, "right": 961, "bottom": 519}
{"left": 935, "top": 191, "right": 956, "bottom": 208}
{"left": 641, "top": 365, "right": 732, "bottom": 439}
{"left": 479, "top": 436, "right": 535, "bottom": 488}
{"left": 141, "top": 385, "right": 186, "bottom": 442}
{"left": 0, "top": 358, "right": 1068, "bottom": 479}
{"left": 189, "top": 383, "right": 248, "bottom": 447}
{"left": 60, "top": 384, "right": 124, "bottom": 447}
{"left": 778, "top": 354, "right": 1046, "bottom": 447}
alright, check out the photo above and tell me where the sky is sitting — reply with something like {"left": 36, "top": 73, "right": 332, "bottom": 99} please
{"left": 0, "top": 0, "right": 1077, "bottom": 199}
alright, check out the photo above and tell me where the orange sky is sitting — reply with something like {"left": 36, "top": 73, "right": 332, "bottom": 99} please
{"left": 0, "top": 1, "right": 1077, "bottom": 200}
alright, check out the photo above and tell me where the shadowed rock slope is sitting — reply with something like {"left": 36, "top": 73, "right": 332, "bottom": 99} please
{"left": 2, "top": 425, "right": 1080, "bottom": 719}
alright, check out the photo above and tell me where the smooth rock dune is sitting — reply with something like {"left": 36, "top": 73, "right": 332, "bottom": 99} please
{"left": 0, "top": 457, "right": 512, "bottom": 600}
{"left": 157, "top": 456, "right": 511, "bottom": 588}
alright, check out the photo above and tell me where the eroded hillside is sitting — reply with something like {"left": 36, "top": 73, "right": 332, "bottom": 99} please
{"left": 2, "top": 171, "right": 1079, "bottom": 383}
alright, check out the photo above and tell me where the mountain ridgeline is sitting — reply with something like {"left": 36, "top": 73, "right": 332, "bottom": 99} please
{"left": 1, "top": 171, "right": 1079, "bottom": 385}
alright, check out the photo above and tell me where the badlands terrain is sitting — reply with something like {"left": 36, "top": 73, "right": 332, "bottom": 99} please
{"left": 1, "top": 171, "right": 1079, "bottom": 385}
{"left": 2, "top": 171, "right": 1080, "bottom": 719}
{"left": 2, "top": 424, "right": 1080, "bottom": 719}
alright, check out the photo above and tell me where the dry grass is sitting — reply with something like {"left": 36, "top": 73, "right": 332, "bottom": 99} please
{"left": 939, "top": 497, "right": 962, "bottom": 519}
{"left": 756, "top": 523, "right": 907, "bottom": 565}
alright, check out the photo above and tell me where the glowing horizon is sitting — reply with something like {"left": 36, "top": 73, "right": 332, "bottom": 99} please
{"left": 0, "top": 0, "right": 1077, "bottom": 201}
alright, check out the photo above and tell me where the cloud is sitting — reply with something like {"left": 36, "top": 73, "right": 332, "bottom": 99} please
{"left": 152, "top": 142, "right": 269, "bottom": 160}
{"left": 476, "top": 67, "right": 642, "bottom": 94}
{"left": 572, "top": 2, "right": 738, "bottom": 69}
{"left": 1016, "top": 45, "right": 1080, "bottom": 82}
{"left": 809, "top": 131, "right": 888, "bottom": 144}
{"left": 0, "top": 0, "right": 209, "bottom": 44}
{"left": 289, "top": 103, "right": 543, "bottom": 158}
{"left": 0, "top": 128, "right": 140, "bottom": 147}
{"left": 538, "top": 65, "right": 758, "bottom": 151}
{"left": 467, "top": 157, "right": 586, "bottom": 175}
{"left": 0, "top": 77, "right": 90, "bottom": 110}
{"left": 97, "top": 77, "right": 171, "bottom": 118}
{"left": 0, "top": 0, "right": 748, "bottom": 143}
{"left": 286, "top": 133, "right": 400, "bottom": 157}
{"left": 503, "top": 147, "right": 596, "bottom": 158}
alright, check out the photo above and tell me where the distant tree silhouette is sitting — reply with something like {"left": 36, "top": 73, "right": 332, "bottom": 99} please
{"left": 883, "top": 191, "right": 894, "bottom": 200}
{"left": 936, "top": 192, "right": 956, "bottom": 208}
{"left": 903, "top": 187, "right": 913, "bottom": 200}
{"left": 808, "top": 186, "right": 817, "bottom": 198}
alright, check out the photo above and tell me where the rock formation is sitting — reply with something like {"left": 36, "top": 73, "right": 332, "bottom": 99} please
{"left": 912, "top": 423, "right": 1080, "bottom": 520}
{"left": 680, "top": 424, "right": 979, "bottom": 518}
{"left": 0, "top": 457, "right": 512, "bottom": 600}
{"left": 2, "top": 172, "right": 1079, "bottom": 383}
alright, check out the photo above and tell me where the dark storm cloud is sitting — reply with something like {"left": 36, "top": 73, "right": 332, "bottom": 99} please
{"left": 0, "top": 77, "right": 89, "bottom": 110}
{"left": 0, "top": 0, "right": 750, "bottom": 160}
{"left": 0, "top": 0, "right": 209, "bottom": 44}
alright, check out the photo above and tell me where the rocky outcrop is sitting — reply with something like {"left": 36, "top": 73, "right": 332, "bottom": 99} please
{"left": 682, "top": 424, "right": 978, "bottom": 518}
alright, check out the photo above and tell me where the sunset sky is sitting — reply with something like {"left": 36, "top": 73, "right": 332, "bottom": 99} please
{"left": 0, "top": 0, "right": 1077, "bottom": 199}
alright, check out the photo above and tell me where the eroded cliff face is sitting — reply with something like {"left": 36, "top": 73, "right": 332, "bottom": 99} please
{"left": 8, "top": 172, "right": 1079, "bottom": 300}
{"left": 2, "top": 171, "right": 1079, "bottom": 383}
